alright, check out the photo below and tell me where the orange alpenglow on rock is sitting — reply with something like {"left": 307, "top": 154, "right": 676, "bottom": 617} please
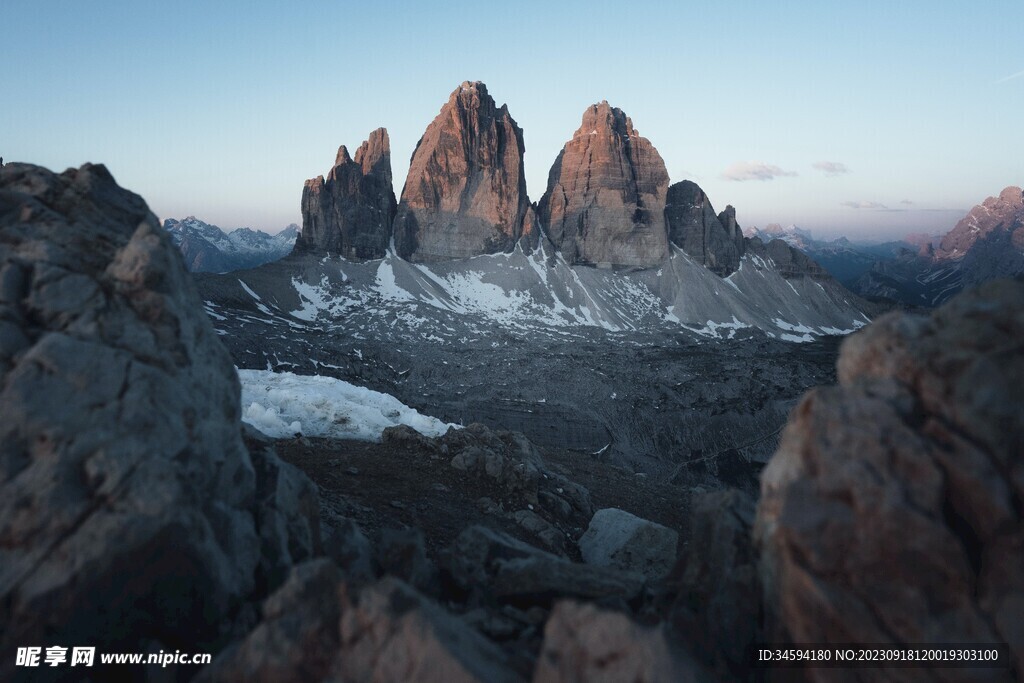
{"left": 394, "top": 81, "right": 531, "bottom": 262}
{"left": 538, "top": 101, "right": 670, "bottom": 268}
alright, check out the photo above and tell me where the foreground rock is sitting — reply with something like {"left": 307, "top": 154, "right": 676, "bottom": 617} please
{"left": 756, "top": 278, "right": 1024, "bottom": 680}
{"left": 200, "top": 560, "right": 524, "bottom": 683}
{"left": 296, "top": 127, "right": 397, "bottom": 258}
{"left": 578, "top": 508, "right": 678, "bottom": 580}
{"left": 0, "top": 163, "right": 318, "bottom": 674}
{"left": 534, "top": 601, "right": 705, "bottom": 683}
{"left": 671, "top": 489, "right": 759, "bottom": 678}
{"left": 538, "top": 101, "right": 669, "bottom": 268}
{"left": 448, "top": 526, "right": 644, "bottom": 605}
{"left": 664, "top": 180, "right": 744, "bottom": 276}
{"left": 394, "top": 81, "right": 530, "bottom": 261}
{"left": 383, "top": 422, "right": 593, "bottom": 551}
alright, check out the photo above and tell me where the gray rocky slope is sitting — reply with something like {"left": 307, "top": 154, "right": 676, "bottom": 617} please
{"left": 195, "top": 243, "right": 855, "bottom": 471}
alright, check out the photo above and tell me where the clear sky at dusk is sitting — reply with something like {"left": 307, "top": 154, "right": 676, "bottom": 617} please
{"left": 3, "top": 1, "right": 1022, "bottom": 240}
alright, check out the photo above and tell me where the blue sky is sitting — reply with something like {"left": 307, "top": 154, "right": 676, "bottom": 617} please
{"left": 3, "top": 1, "right": 1022, "bottom": 240}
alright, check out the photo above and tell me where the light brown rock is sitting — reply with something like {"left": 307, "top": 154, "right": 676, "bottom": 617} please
{"left": 200, "top": 564, "right": 524, "bottom": 683}
{"left": 538, "top": 101, "right": 669, "bottom": 268}
{"left": 394, "top": 82, "right": 529, "bottom": 261}
{"left": 533, "top": 601, "right": 704, "bottom": 683}
{"left": 756, "top": 279, "right": 1024, "bottom": 682}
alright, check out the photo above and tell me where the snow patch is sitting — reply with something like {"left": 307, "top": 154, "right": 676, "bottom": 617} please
{"left": 238, "top": 369, "right": 457, "bottom": 441}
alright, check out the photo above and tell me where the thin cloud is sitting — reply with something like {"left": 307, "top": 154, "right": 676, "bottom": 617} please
{"left": 900, "top": 199, "right": 914, "bottom": 205}
{"left": 841, "top": 200, "right": 888, "bottom": 209}
{"left": 721, "top": 162, "right": 797, "bottom": 182}
{"left": 994, "top": 68, "right": 1024, "bottom": 84}
{"left": 812, "top": 161, "right": 850, "bottom": 176}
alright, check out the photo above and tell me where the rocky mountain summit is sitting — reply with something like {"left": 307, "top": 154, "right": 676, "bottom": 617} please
{"left": 296, "top": 127, "right": 397, "bottom": 259}
{"left": 292, "top": 81, "right": 853, "bottom": 301}
{"left": 665, "top": 180, "right": 745, "bottom": 276}
{"left": 165, "top": 216, "right": 297, "bottom": 272}
{"left": 936, "top": 185, "right": 1023, "bottom": 261}
{"left": 393, "top": 82, "right": 531, "bottom": 261}
{"left": 538, "top": 101, "right": 670, "bottom": 268}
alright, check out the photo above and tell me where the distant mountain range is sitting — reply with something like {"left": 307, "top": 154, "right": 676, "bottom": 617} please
{"left": 744, "top": 224, "right": 911, "bottom": 291}
{"left": 164, "top": 216, "right": 297, "bottom": 272}
{"left": 853, "top": 187, "right": 1023, "bottom": 306}
{"left": 745, "top": 187, "right": 1024, "bottom": 308}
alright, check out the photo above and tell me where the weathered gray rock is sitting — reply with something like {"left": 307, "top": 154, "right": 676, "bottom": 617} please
{"left": 197, "top": 559, "right": 346, "bottom": 683}
{"left": 202, "top": 562, "right": 524, "bottom": 683}
{"left": 671, "top": 489, "right": 759, "bottom": 677}
{"left": 249, "top": 440, "right": 322, "bottom": 592}
{"left": 664, "top": 181, "right": 744, "bottom": 276}
{"left": 538, "top": 101, "right": 670, "bottom": 268}
{"left": 0, "top": 163, "right": 317, "bottom": 672}
{"left": 439, "top": 423, "right": 592, "bottom": 518}
{"left": 448, "top": 526, "right": 643, "bottom": 604}
{"left": 756, "top": 278, "right": 1024, "bottom": 681}
{"left": 296, "top": 127, "right": 397, "bottom": 258}
{"left": 376, "top": 527, "right": 438, "bottom": 594}
{"left": 578, "top": 508, "right": 678, "bottom": 580}
{"left": 394, "top": 82, "right": 530, "bottom": 261}
{"left": 745, "top": 235, "right": 828, "bottom": 279}
{"left": 533, "top": 601, "right": 705, "bottom": 683}
{"left": 321, "top": 515, "right": 375, "bottom": 584}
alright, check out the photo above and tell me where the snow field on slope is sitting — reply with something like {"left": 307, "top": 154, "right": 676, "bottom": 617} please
{"left": 238, "top": 369, "right": 457, "bottom": 440}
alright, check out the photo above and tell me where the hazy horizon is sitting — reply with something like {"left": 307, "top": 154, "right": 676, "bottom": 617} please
{"left": 4, "top": 1, "right": 1021, "bottom": 242}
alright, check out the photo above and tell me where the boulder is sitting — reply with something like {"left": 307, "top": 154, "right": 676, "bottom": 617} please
{"left": 0, "top": 163, "right": 317, "bottom": 673}
{"left": 533, "top": 601, "right": 705, "bottom": 683}
{"left": 756, "top": 278, "right": 1024, "bottom": 680}
{"left": 448, "top": 526, "right": 643, "bottom": 605}
{"left": 201, "top": 564, "right": 524, "bottom": 683}
{"left": 537, "top": 101, "right": 669, "bottom": 268}
{"left": 671, "top": 489, "right": 759, "bottom": 677}
{"left": 578, "top": 508, "right": 678, "bottom": 580}
{"left": 295, "top": 127, "right": 397, "bottom": 258}
{"left": 321, "top": 515, "right": 376, "bottom": 584}
{"left": 664, "top": 181, "right": 744, "bottom": 276}
{"left": 439, "top": 423, "right": 593, "bottom": 518}
{"left": 376, "top": 527, "right": 438, "bottom": 594}
{"left": 394, "top": 81, "right": 530, "bottom": 261}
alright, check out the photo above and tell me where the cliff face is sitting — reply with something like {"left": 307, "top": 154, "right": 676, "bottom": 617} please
{"left": 664, "top": 180, "right": 744, "bottom": 276}
{"left": 935, "top": 186, "right": 1023, "bottom": 261}
{"left": 393, "top": 82, "right": 530, "bottom": 262}
{"left": 297, "top": 128, "right": 396, "bottom": 259}
{"left": 538, "top": 102, "right": 669, "bottom": 268}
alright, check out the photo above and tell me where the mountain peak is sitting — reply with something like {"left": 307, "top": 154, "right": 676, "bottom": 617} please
{"left": 297, "top": 129, "right": 397, "bottom": 259}
{"left": 393, "top": 82, "right": 529, "bottom": 261}
{"left": 538, "top": 103, "right": 668, "bottom": 267}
